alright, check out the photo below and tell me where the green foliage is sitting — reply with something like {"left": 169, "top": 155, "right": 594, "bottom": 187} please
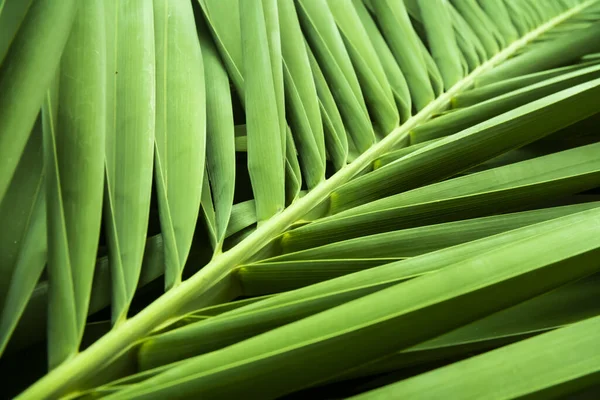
{"left": 0, "top": 0, "right": 599, "bottom": 398}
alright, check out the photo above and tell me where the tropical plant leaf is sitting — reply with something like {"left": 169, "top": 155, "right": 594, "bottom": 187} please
{"left": 0, "top": 0, "right": 76, "bottom": 204}
{"left": 0, "top": 121, "right": 46, "bottom": 357}
{"left": 296, "top": 0, "right": 374, "bottom": 152}
{"left": 452, "top": 0, "right": 502, "bottom": 58}
{"left": 111, "top": 207, "right": 600, "bottom": 399}
{"left": 452, "top": 59, "right": 600, "bottom": 107}
{"left": 478, "top": 0, "right": 519, "bottom": 43}
{"left": 328, "top": 0, "right": 399, "bottom": 137}
{"left": 330, "top": 78, "right": 600, "bottom": 213}
{"left": 306, "top": 46, "right": 348, "bottom": 169}
{"left": 336, "top": 272, "right": 600, "bottom": 380}
{"left": 42, "top": 0, "right": 106, "bottom": 367}
{"left": 153, "top": 0, "right": 206, "bottom": 288}
{"left": 418, "top": 0, "right": 463, "bottom": 89}
{"left": 352, "top": 0, "right": 411, "bottom": 121}
{"left": 197, "top": 0, "right": 242, "bottom": 92}
{"left": 241, "top": 0, "right": 286, "bottom": 222}
{"left": 477, "top": 18, "right": 600, "bottom": 85}
{"left": 353, "top": 314, "right": 600, "bottom": 399}
{"left": 9, "top": 1, "right": 600, "bottom": 399}
{"left": 4, "top": 235, "right": 165, "bottom": 357}
{"left": 200, "top": 171, "right": 218, "bottom": 250}
{"left": 0, "top": 0, "right": 33, "bottom": 65}
{"left": 286, "top": 142, "right": 600, "bottom": 250}
{"left": 274, "top": 202, "right": 600, "bottom": 258}
{"left": 369, "top": 0, "right": 435, "bottom": 110}
{"left": 412, "top": 63, "right": 600, "bottom": 143}
{"left": 280, "top": 0, "right": 325, "bottom": 188}
{"left": 133, "top": 203, "right": 600, "bottom": 372}
{"left": 104, "top": 0, "right": 156, "bottom": 324}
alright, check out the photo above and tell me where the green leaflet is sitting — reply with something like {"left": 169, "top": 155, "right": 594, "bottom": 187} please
{"left": 418, "top": 0, "right": 463, "bottom": 89}
{"left": 347, "top": 272, "right": 600, "bottom": 383}
{"left": 285, "top": 128, "right": 303, "bottom": 204}
{"left": 225, "top": 200, "right": 256, "bottom": 239}
{"left": 328, "top": 0, "right": 398, "bottom": 137}
{"left": 5, "top": 235, "right": 165, "bottom": 356}
{"left": 115, "top": 207, "right": 600, "bottom": 399}
{"left": 241, "top": 0, "right": 286, "bottom": 222}
{"left": 198, "top": 15, "right": 235, "bottom": 250}
{"left": 449, "top": 3, "right": 487, "bottom": 65}
{"left": 478, "top": 0, "right": 519, "bottom": 43}
{"left": 275, "top": 202, "right": 600, "bottom": 258}
{"left": 412, "top": 63, "right": 600, "bottom": 143}
{"left": 297, "top": 0, "right": 374, "bottom": 152}
{"left": 452, "top": 0, "right": 503, "bottom": 59}
{"left": 419, "top": 38, "right": 445, "bottom": 98}
{"left": 477, "top": 21, "right": 600, "bottom": 85}
{"left": 242, "top": 204, "right": 600, "bottom": 294}
{"left": 452, "top": 60, "right": 600, "bottom": 107}
{"left": 200, "top": 169, "right": 218, "bottom": 250}
{"left": 330, "top": 78, "right": 600, "bottom": 213}
{"left": 370, "top": 0, "right": 435, "bottom": 110}
{"left": 354, "top": 315, "right": 600, "bottom": 399}
{"left": 0, "top": 118, "right": 43, "bottom": 319}
{"left": 306, "top": 46, "right": 348, "bottom": 170}
{"left": 203, "top": 0, "right": 302, "bottom": 205}
{"left": 374, "top": 139, "right": 439, "bottom": 169}
{"left": 280, "top": 0, "right": 325, "bottom": 188}
{"left": 237, "top": 259, "right": 401, "bottom": 296}
{"left": 377, "top": 112, "right": 600, "bottom": 170}
{"left": 104, "top": 0, "right": 156, "bottom": 324}
{"left": 286, "top": 142, "right": 600, "bottom": 250}
{"left": 43, "top": 0, "right": 106, "bottom": 368}
{"left": 0, "top": 0, "right": 33, "bottom": 65}
{"left": 503, "top": 0, "right": 530, "bottom": 36}
{"left": 0, "top": 0, "right": 76, "bottom": 205}
{"left": 0, "top": 194, "right": 46, "bottom": 357}
{"left": 198, "top": 0, "right": 242, "bottom": 94}
{"left": 202, "top": 0, "right": 295, "bottom": 215}
{"left": 153, "top": 0, "right": 206, "bottom": 288}
{"left": 352, "top": 0, "right": 411, "bottom": 121}
{"left": 0, "top": 121, "right": 46, "bottom": 357}
{"left": 451, "top": 10, "right": 481, "bottom": 72}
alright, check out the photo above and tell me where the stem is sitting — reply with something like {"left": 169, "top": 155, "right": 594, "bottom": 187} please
{"left": 18, "top": 2, "right": 595, "bottom": 398}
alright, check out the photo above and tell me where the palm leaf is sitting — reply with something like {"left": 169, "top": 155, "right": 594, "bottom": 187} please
{"left": 4, "top": 1, "right": 600, "bottom": 399}
{"left": 132, "top": 203, "right": 600, "bottom": 371}
{"left": 354, "top": 314, "right": 600, "bottom": 399}
{"left": 103, "top": 0, "right": 156, "bottom": 324}
{"left": 43, "top": 0, "right": 106, "bottom": 367}
{"left": 198, "top": 16, "right": 235, "bottom": 251}
{"left": 280, "top": 1, "right": 325, "bottom": 189}
{"left": 418, "top": 0, "right": 463, "bottom": 89}
{"left": 0, "top": 121, "right": 46, "bottom": 357}
{"left": 330, "top": 78, "right": 600, "bottom": 212}
{"left": 0, "top": 0, "right": 33, "bottom": 65}
{"left": 0, "top": 0, "right": 76, "bottom": 204}
{"left": 153, "top": 0, "right": 206, "bottom": 288}
{"left": 105, "top": 207, "right": 600, "bottom": 399}
{"left": 297, "top": 0, "right": 374, "bottom": 152}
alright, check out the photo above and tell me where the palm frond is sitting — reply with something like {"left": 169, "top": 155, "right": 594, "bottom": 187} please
{"left": 1, "top": 0, "right": 599, "bottom": 398}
